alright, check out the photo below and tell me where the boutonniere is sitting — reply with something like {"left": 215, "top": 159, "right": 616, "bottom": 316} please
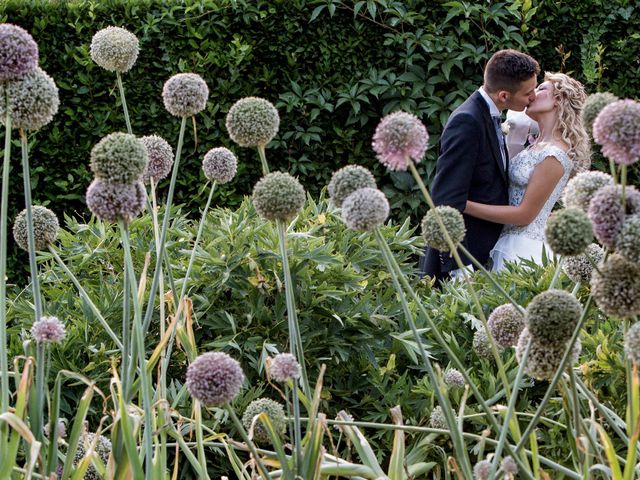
{"left": 501, "top": 121, "right": 510, "bottom": 136}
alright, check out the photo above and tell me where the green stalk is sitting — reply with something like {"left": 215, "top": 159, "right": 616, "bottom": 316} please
{"left": 122, "top": 261, "right": 131, "bottom": 398}
{"left": 568, "top": 367, "right": 585, "bottom": 466}
{"left": 257, "top": 145, "right": 270, "bottom": 176}
{"left": 120, "top": 221, "right": 155, "bottom": 478}
{"left": 225, "top": 405, "right": 273, "bottom": 480}
{"left": 0, "top": 88, "right": 11, "bottom": 414}
{"left": 116, "top": 72, "right": 132, "bottom": 135}
{"left": 194, "top": 401, "right": 211, "bottom": 480}
{"left": 548, "top": 257, "right": 564, "bottom": 289}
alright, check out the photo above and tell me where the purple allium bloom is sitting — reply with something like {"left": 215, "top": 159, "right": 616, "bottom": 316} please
{"left": 487, "top": 303, "right": 525, "bottom": 348}
{"left": 43, "top": 418, "right": 66, "bottom": 440}
{"left": 90, "top": 132, "right": 148, "bottom": 184}
{"left": 563, "top": 243, "right": 604, "bottom": 284}
{"left": 372, "top": 111, "right": 428, "bottom": 171}
{"left": 186, "top": 352, "right": 245, "bottom": 407}
{"left": 588, "top": 184, "right": 640, "bottom": 248}
{"left": 624, "top": 322, "right": 640, "bottom": 364}
{"left": 31, "top": 316, "right": 66, "bottom": 344}
{"left": 162, "top": 73, "right": 209, "bottom": 117}
{"left": 473, "top": 460, "right": 491, "bottom": 480}
{"left": 591, "top": 254, "right": 640, "bottom": 318}
{"left": 545, "top": 207, "right": 593, "bottom": 256}
{"left": 225, "top": 97, "right": 280, "bottom": 148}
{"left": 443, "top": 368, "right": 465, "bottom": 388}
{"left": 328, "top": 165, "right": 376, "bottom": 208}
{"left": 0, "top": 67, "right": 59, "bottom": 131}
{"left": 341, "top": 187, "right": 389, "bottom": 231}
{"left": 241, "top": 398, "right": 287, "bottom": 444}
{"left": 582, "top": 92, "right": 618, "bottom": 139}
{"left": 270, "top": 353, "right": 301, "bottom": 383}
{"left": 562, "top": 170, "right": 614, "bottom": 213}
{"left": 0, "top": 24, "right": 38, "bottom": 81}
{"left": 90, "top": 26, "right": 139, "bottom": 73}
{"left": 516, "top": 328, "right": 582, "bottom": 380}
{"left": 617, "top": 215, "right": 640, "bottom": 264}
{"left": 473, "top": 329, "right": 501, "bottom": 360}
{"left": 202, "top": 147, "right": 237, "bottom": 184}
{"left": 593, "top": 99, "right": 640, "bottom": 166}
{"left": 12, "top": 205, "right": 59, "bottom": 251}
{"left": 429, "top": 405, "right": 451, "bottom": 430}
{"left": 421, "top": 206, "right": 466, "bottom": 252}
{"left": 252, "top": 172, "right": 305, "bottom": 222}
{"left": 526, "top": 290, "right": 581, "bottom": 344}
{"left": 501, "top": 456, "right": 518, "bottom": 475}
{"left": 141, "top": 135, "right": 174, "bottom": 184}
{"left": 86, "top": 179, "right": 146, "bottom": 223}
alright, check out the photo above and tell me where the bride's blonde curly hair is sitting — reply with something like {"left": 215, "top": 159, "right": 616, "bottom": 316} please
{"left": 546, "top": 72, "right": 590, "bottom": 174}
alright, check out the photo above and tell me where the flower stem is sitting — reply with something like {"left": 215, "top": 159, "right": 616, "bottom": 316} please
{"left": 116, "top": 72, "right": 132, "bottom": 135}
{"left": 257, "top": 145, "right": 270, "bottom": 176}
{"left": 194, "top": 401, "right": 211, "bottom": 480}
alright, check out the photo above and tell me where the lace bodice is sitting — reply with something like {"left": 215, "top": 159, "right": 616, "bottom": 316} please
{"left": 501, "top": 144, "right": 573, "bottom": 241}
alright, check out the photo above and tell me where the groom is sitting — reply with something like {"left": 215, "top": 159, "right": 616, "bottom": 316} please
{"left": 420, "top": 49, "right": 540, "bottom": 282}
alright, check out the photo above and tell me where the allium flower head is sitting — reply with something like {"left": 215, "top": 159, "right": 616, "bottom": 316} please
{"left": 341, "top": 187, "right": 389, "bottom": 231}
{"left": 429, "top": 405, "right": 453, "bottom": 430}
{"left": 0, "top": 24, "right": 38, "bottom": 80}
{"left": 545, "top": 207, "right": 593, "bottom": 256}
{"left": 487, "top": 303, "right": 525, "bottom": 348}
{"left": 31, "top": 316, "right": 66, "bottom": 344}
{"left": 563, "top": 243, "right": 604, "bottom": 284}
{"left": 501, "top": 456, "right": 518, "bottom": 476}
{"left": 241, "top": 398, "right": 287, "bottom": 444}
{"left": 86, "top": 179, "right": 146, "bottom": 223}
{"left": 252, "top": 172, "right": 305, "bottom": 222}
{"left": 516, "top": 328, "right": 581, "bottom": 380}
{"left": 327, "top": 165, "right": 376, "bottom": 208}
{"left": 141, "top": 135, "right": 173, "bottom": 184}
{"left": 591, "top": 254, "right": 640, "bottom": 317}
{"left": 526, "top": 290, "right": 581, "bottom": 344}
{"left": 186, "top": 352, "right": 245, "bottom": 407}
{"left": 473, "top": 329, "right": 501, "bottom": 360}
{"left": 90, "top": 26, "right": 139, "bottom": 73}
{"left": 473, "top": 460, "right": 491, "bottom": 480}
{"left": 372, "top": 111, "right": 428, "bottom": 171}
{"left": 13, "top": 205, "right": 59, "bottom": 251}
{"left": 90, "top": 132, "right": 148, "bottom": 184}
{"left": 588, "top": 184, "right": 640, "bottom": 248}
{"left": 225, "top": 97, "right": 280, "bottom": 147}
{"left": 443, "top": 368, "right": 465, "bottom": 388}
{"left": 269, "top": 353, "right": 301, "bottom": 383}
{"left": 162, "top": 73, "right": 209, "bottom": 117}
{"left": 617, "top": 215, "right": 640, "bottom": 264}
{"left": 421, "top": 206, "right": 466, "bottom": 252}
{"left": 593, "top": 99, "right": 640, "bottom": 165}
{"left": 624, "top": 322, "right": 640, "bottom": 364}
{"left": 202, "top": 147, "right": 237, "bottom": 184}
{"left": 582, "top": 92, "right": 618, "bottom": 138}
{"left": 0, "top": 67, "right": 59, "bottom": 131}
{"left": 562, "top": 170, "right": 614, "bottom": 212}
{"left": 73, "top": 433, "right": 112, "bottom": 480}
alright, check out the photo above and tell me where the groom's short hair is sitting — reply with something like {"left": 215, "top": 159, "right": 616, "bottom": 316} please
{"left": 484, "top": 49, "right": 540, "bottom": 93}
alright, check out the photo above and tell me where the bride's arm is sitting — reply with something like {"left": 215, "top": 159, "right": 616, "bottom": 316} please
{"left": 464, "top": 155, "right": 564, "bottom": 226}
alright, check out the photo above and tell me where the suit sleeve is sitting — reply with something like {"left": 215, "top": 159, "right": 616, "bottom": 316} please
{"left": 431, "top": 112, "right": 482, "bottom": 211}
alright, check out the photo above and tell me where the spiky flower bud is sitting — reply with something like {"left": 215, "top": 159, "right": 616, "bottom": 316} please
{"left": 141, "top": 135, "right": 173, "bottom": 184}
{"left": 162, "top": 73, "right": 209, "bottom": 117}
{"left": 328, "top": 165, "right": 376, "bottom": 208}
{"left": 86, "top": 179, "right": 146, "bottom": 223}
{"left": 563, "top": 243, "right": 604, "bottom": 284}
{"left": 443, "top": 368, "right": 465, "bottom": 388}
{"left": 591, "top": 254, "right": 640, "bottom": 317}
{"left": 429, "top": 405, "right": 453, "bottom": 430}
{"left": 372, "top": 111, "right": 428, "bottom": 171}
{"left": 90, "top": 26, "right": 139, "bottom": 73}
{"left": 269, "top": 353, "right": 301, "bottom": 383}
{"left": 241, "top": 398, "right": 287, "bottom": 444}
{"left": 617, "top": 215, "right": 640, "bottom": 264}
{"left": 226, "top": 97, "right": 280, "bottom": 147}
{"left": 73, "top": 433, "right": 112, "bottom": 480}
{"left": 252, "top": 172, "right": 305, "bottom": 222}
{"left": 0, "top": 24, "right": 38, "bottom": 80}
{"left": 473, "top": 460, "right": 491, "bottom": 480}
{"left": 421, "top": 206, "right": 466, "bottom": 252}
{"left": 624, "top": 322, "right": 640, "bottom": 365}
{"left": 31, "top": 316, "right": 65, "bottom": 344}
{"left": 526, "top": 290, "right": 581, "bottom": 344}
{"left": 562, "top": 171, "right": 614, "bottom": 213}
{"left": 473, "top": 329, "right": 501, "bottom": 360}
{"left": 202, "top": 147, "right": 237, "bottom": 184}
{"left": 516, "top": 328, "right": 581, "bottom": 380}
{"left": 487, "top": 303, "right": 525, "bottom": 348}
{"left": 0, "top": 67, "right": 59, "bottom": 131}
{"left": 186, "top": 352, "right": 245, "bottom": 407}
{"left": 588, "top": 184, "right": 640, "bottom": 248}
{"left": 13, "top": 205, "right": 59, "bottom": 251}
{"left": 593, "top": 99, "right": 640, "bottom": 166}
{"left": 90, "top": 132, "right": 148, "bottom": 184}
{"left": 582, "top": 92, "right": 618, "bottom": 138}
{"left": 545, "top": 207, "right": 593, "bottom": 256}
{"left": 341, "top": 187, "right": 389, "bottom": 231}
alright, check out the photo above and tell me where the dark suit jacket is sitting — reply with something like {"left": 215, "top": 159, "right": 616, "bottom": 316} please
{"left": 420, "top": 90, "right": 509, "bottom": 279}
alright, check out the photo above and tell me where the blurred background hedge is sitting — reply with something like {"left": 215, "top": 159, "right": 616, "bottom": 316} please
{"left": 1, "top": 0, "right": 638, "bottom": 281}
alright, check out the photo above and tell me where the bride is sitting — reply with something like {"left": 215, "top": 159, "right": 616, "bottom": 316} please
{"left": 464, "top": 72, "right": 590, "bottom": 271}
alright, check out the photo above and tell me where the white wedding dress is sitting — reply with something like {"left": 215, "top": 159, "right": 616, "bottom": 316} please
{"left": 490, "top": 144, "right": 573, "bottom": 272}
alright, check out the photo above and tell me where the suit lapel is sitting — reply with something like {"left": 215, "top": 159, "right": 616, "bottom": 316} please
{"left": 472, "top": 92, "right": 508, "bottom": 185}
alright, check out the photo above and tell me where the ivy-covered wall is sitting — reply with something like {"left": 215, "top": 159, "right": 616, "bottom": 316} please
{"left": 1, "top": 0, "right": 638, "bottom": 276}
